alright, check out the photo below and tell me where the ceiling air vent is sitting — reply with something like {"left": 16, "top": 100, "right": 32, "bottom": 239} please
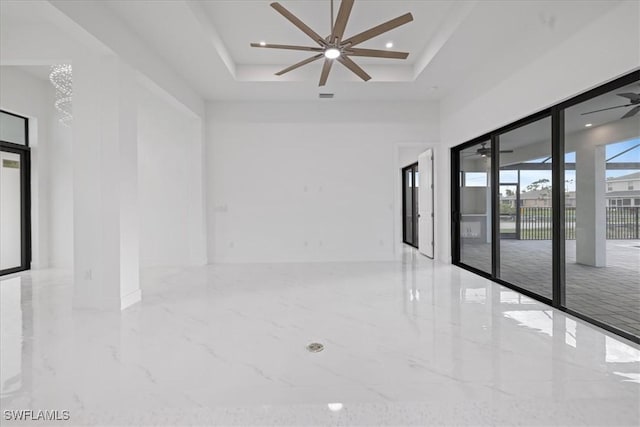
{"left": 319, "top": 93, "right": 334, "bottom": 99}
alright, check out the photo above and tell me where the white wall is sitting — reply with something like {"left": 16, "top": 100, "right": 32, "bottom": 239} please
{"left": 48, "top": 91, "right": 74, "bottom": 268}
{"left": 137, "top": 83, "right": 207, "bottom": 268}
{"left": 0, "top": 66, "right": 74, "bottom": 269}
{"left": 207, "top": 101, "right": 438, "bottom": 263}
{"left": 0, "top": 64, "right": 209, "bottom": 275}
{"left": 436, "top": 0, "right": 640, "bottom": 262}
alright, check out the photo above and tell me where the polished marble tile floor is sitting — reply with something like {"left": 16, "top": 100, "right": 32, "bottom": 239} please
{"left": 1, "top": 250, "right": 639, "bottom": 426}
{"left": 460, "top": 239, "right": 640, "bottom": 336}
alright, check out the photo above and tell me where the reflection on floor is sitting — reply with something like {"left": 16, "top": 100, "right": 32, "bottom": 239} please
{"left": 461, "top": 239, "right": 640, "bottom": 337}
{"left": 1, "top": 252, "right": 639, "bottom": 426}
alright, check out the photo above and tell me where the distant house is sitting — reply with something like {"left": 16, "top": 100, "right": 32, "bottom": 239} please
{"left": 498, "top": 171, "right": 640, "bottom": 209}
{"left": 606, "top": 172, "right": 640, "bottom": 207}
{"left": 500, "top": 189, "right": 576, "bottom": 208}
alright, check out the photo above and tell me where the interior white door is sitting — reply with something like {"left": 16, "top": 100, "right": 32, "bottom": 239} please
{"left": 418, "top": 149, "right": 434, "bottom": 258}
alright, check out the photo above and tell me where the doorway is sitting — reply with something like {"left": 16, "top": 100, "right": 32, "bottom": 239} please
{"left": 499, "top": 182, "right": 520, "bottom": 239}
{"left": 402, "top": 163, "right": 419, "bottom": 248}
{"left": 418, "top": 149, "right": 434, "bottom": 258}
{"left": 0, "top": 110, "right": 31, "bottom": 276}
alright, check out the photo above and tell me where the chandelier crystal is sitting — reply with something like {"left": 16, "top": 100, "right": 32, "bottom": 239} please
{"left": 49, "top": 64, "right": 73, "bottom": 126}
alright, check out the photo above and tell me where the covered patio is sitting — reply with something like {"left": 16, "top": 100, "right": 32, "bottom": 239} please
{"left": 461, "top": 239, "right": 640, "bottom": 336}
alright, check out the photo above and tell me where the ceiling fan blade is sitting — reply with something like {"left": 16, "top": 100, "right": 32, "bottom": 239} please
{"left": 342, "top": 13, "right": 413, "bottom": 47}
{"left": 581, "top": 104, "right": 633, "bottom": 115}
{"left": 319, "top": 58, "right": 334, "bottom": 86}
{"left": 617, "top": 92, "right": 640, "bottom": 102}
{"left": 331, "top": 0, "right": 354, "bottom": 44}
{"left": 621, "top": 105, "right": 640, "bottom": 119}
{"left": 270, "top": 2, "right": 327, "bottom": 46}
{"left": 275, "top": 53, "right": 324, "bottom": 76}
{"left": 251, "top": 43, "right": 324, "bottom": 52}
{"left": 337, "top": 55, "right": 371, "bottom": 82}
{"left": 346, "top": 48, "right": 409, "bottom": 59}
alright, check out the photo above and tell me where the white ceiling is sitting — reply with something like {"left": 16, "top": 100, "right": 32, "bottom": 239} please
{"left": 16, "top": 65, "right": 51, "bottom": 81}
{"left": 201, "top": 1, "right": 454, "bottom": 66}
{"left": 1, "top": 0, "right": 625, "bottom": 102}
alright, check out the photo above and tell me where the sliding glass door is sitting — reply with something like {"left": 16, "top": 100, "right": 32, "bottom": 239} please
{"left": 563, "top": 80, "right": 640, "bottom": 339}
{"left": 497, "top": 115, "right": 553, "bottom": 299}
{"left": 451, "top": 71, "right": 640, "bottom": 343}
{"left": 402, "top": 163, "right": 419, "bottom": 247}
{"left": 456, "top": 141, "right": 492, "bottom": 274}
{"left": 0, "top": 111, "right": 30, "bottom": 276}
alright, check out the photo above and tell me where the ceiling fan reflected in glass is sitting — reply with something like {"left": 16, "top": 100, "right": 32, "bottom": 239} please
{"left": 581, "top": 92, "right": 640, "bottom": 119}
{"left": 250, "top": 0, "right": 413, "bottom": 86}
{"left": 475, "top": 143, "right": 513, "bottom": 158}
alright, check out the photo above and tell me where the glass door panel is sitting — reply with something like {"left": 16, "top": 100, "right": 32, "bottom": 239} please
{"left": 403, "top": 167, "right": 414, "bottom": 245}
{"left": 0, "top": 150, "right": 23, "bottom": 271}
{"left": 458, "top": 141, "right": 492, "bottom": 274}
{"left": 497, "top": 116, "right": 552, "bottom": 298}
{"left": 413, "top": 168, "right": 419, "bottom": 247}
{"left": 403, "top": 164, "right": 419, "bottom": 247}
{"left": 563, "top": 81, "right": 640, "bottom": 338}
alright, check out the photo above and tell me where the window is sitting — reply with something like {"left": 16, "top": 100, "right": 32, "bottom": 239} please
{"left": 464, "top": 172, "right": 488, "bottom": 187}
{"left": 0, "top": 111, "right": 27, "bottom": 146}
{"left": 0, "top": 110, "right": 31, "bottom": 276}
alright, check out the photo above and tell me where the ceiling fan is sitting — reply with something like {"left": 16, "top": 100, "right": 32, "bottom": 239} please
{"left": 250, "top": 0, "right": 413, "bottom": 86}
{"left": 472, "top": 143, "right": 514, "bottom": 158}
{"left": 581, "top": 92, "right": 640, "bottom": 119}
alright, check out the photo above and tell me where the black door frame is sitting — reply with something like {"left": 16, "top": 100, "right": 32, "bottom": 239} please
{"left": 402, "top": 162, "right": 419, "bottom": 248}
{"left": 499, "top": 182, "right": 519, "bottom": 239}
{"left": 0, "top": 110, "right": 31, "bottom": 276}
{"left": 451, "top": 70, "right": 640, "bottom": 344}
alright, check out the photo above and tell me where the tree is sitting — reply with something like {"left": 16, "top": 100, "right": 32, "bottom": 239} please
{"left": 526, "top": 178, "right": 550, "bottom": 192}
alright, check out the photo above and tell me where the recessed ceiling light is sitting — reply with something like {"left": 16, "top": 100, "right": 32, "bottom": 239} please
{"left": 324, "top": 48, "right": 340, "bottom": 59}
{"left": 259, "top": 41, "right": 266, "bottom": 46}
{"left": 327, "top": 403, "right": 343, "bottom": 412}
{"left": 385, "top": 41, "right": 394, "bottom": 49}
{"left": 585, "top": 123, "right": 593, "bottom": 127}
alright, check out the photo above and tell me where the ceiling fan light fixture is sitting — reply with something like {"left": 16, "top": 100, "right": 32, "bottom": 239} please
{"left": 324, "top": 48, "right": 341, "bottom": 59}
{"left": 254, "top": 1, "right": 414, "bottom": 85}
